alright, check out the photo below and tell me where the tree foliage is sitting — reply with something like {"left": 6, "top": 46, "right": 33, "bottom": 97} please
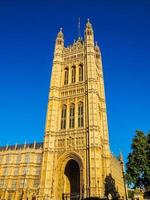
{"left": 126, "top": 130, "right": 150, "bottom": 192}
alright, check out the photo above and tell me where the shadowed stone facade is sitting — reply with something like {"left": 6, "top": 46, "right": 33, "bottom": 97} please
{"left": 0, "top": 20, "right": 126, "bottom": 200}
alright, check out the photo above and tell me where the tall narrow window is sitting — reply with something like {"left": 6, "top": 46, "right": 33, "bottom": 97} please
{"left": 78, "top": 102, "right": 84, "bottom": 127}
{"left": 61, "top": 105, "right": 67, "bottom": 129}
{"left": 69, "top": 104, "right": 75, "bottom": 128}
{"left": 79, "top": 64, "right": 83, "bottom": 81}
{"left": 71, "top": 66, "right": 76, "bottom": 83}
{"left": 64, "top": 68, "right": 69, "bottom": 85}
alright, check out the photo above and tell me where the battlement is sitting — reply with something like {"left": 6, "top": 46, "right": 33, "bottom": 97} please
{"left": 63, "top": 38, "right": 84, "bottom": 57}
{"left": 0, "top": 142, "right": 43, "bottom": 151}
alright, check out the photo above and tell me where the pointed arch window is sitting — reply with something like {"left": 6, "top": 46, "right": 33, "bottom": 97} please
{"left": 69, "top": 104, "right": 75, "bottom": 128}
{"left": 79, "top": 64, "right": 83, "bottom": 81}
{"left": 61, "top": 105, "right": 67, "bottom": 129}
{"left": 78, "top": 102, "right": 84, "bottom": 127}
{"left": 64, "top": 68, "right": 69, "bottom": 85}
{"left": 71, "top": 66, "right": 76, "bottom": 83}
{"left": 87, "top": 30, "right": 92, "bottom": 36}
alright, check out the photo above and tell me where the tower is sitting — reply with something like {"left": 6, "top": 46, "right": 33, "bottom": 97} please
{"left": 39, "top": 20, "right": 111, "bottom": 200}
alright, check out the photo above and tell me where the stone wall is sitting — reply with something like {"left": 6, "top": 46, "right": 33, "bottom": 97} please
{"left": 0, "top": 142, "right": 43, "bottom": 200}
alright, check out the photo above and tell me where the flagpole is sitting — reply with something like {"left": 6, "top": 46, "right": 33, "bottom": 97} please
{"left": 78, "top": 18, "right": 81, "bottom": 39}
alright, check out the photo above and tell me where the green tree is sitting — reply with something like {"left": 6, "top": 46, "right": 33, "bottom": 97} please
{"left": 144, "top": 132, "right": 150, "bottom": 194}
{"left": 126, "top": 130, "right": 147, "bottom": 188}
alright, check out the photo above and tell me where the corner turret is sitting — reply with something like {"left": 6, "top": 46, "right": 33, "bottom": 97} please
{"left": 84, "top": 19, "right": 94, "bottom": 45}
{"left": 55, "top": 28, "right": 64, "bottom": 48}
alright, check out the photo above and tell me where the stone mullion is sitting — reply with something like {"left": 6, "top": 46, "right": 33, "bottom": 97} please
{"left": 86, "top": 50, "right": 98, "bottom": 196}
{"left": 98, "top": 57, "right": 111, "bottom": 177}
{"left": 85, "top": 20, "right": 106, "bottom": 197}
{"left": 75, "top": 98, "right": 78, "bottom": 129}
{"left": 66, "top": 100, "right": 70, "bottom": 130}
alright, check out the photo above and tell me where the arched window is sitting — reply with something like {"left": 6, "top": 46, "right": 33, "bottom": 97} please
{"left": 87, "top": 30, "right": 92, "bottom": 36}
{"left": 71, "top": 66, "right": 76, "bottom": 83}
{"left": 61, "top": 105, "right": 67, "bottom": 129}
{"left": 64, "top": 68, "right": 69, "bottom": 85}
{"left": 78, "top": 102, "right": 84, "bottom": 127}
{"left": 69, "top": 104, "right": 75, "bottom": 128}
{"left": 79, "top": 64, "right": 83, "bottom": 81}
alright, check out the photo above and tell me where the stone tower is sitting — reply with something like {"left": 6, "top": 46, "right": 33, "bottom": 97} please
{"left": 39, "top": 20, "right": 111, "bottom": 200}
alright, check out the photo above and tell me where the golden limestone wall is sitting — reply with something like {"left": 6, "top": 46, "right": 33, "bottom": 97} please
{"left": 0, "top": 20, "right": 126, "bottom": 200}
{"left": 110, "top": 154, "right": 126, "bottom": 199}
{"left": 38, "top": 20, "right": 124, "bottom": 200}
{"left": 0, "top": 142, "right": 43, "bottom": 200}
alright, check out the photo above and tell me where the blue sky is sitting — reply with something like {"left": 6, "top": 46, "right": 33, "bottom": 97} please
{"left": 0, "top": 0, "right": 150, "bottom": 163}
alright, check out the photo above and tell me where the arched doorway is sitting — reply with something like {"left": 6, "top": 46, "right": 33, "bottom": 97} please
{"left": 32, "top": 196, "right": 36, "bottom": 200}
{"left": 63, "top": 159, "right": 80, "bottom": 200}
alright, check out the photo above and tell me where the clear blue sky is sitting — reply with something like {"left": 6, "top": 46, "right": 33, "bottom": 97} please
{"left": 0, "top": 0, "right": 150, "bottom": 163}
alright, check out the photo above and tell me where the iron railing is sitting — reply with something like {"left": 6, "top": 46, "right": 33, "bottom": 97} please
{"left": 62, "top": 193, "right": 80, "bottom": 200}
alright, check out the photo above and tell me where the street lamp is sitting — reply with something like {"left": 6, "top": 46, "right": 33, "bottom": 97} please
{"left": 120, "top": 153, "right": 128, "bottom": 200}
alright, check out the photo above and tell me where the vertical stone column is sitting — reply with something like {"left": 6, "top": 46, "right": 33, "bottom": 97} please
{"left": 96, "top": 43, "right": 111, "bottom": 179}
{"left": 84, "top": 19, "right": 110, "bottom": 197}
{"left": 39, "top": 29, "right": 64, "bottom": 200}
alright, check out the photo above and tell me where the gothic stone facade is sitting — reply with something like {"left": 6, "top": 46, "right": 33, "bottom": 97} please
{"left": 0, "top": 20, "right": 126, "bottom": 200}
{"left": 0, "top": 143, "right": 43, "bottom": 200}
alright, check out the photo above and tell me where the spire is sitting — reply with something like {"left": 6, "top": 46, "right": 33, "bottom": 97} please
{"left": 57, "top": 27, "right": 64, "bottom": 38}
{"left": 86, "top": 18, "right": 93, "bottom": 29}
{"left": 15, "top": 142, "right": 18, "bottom": 150}
{"left": 56, "top": 27, "right": 64, "bottom": 47}
{"left": 95, "top": 41, "right": 100, "bottom": 52}
{"left": 6, "top": 144, "right": 9, "bottom": 151}
{"left": 84, "top": 18, "right": 94, "bottom": 45}
{"left": 34, "top": 140, "right": 36, "bottom": 149}
{"left": 119, "top": 152, "right": 124, "bottom": 164}
{"left": 24, "top": 141, "right": 26, "bottom": 149}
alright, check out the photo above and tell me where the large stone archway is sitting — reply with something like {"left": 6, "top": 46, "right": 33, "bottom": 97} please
{"left": 63, "top": 159, "right": 80, "bottom": 199}
{"left": 54, "top": 152, "right": 84, "bottom": 200}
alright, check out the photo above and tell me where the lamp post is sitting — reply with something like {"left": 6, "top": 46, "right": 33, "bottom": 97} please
{"left": 122, "top": 169, "right": 128, "bottom": 200}
{"left": 120, "top": 154, "right": 128, "bottom": 200}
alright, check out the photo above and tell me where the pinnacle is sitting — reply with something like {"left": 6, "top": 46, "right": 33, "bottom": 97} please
{"left": 57, "top": 27, "right": 64, "bottom": 38}
{"left": 86, "top": 18, "right": 92, "bottom": 29}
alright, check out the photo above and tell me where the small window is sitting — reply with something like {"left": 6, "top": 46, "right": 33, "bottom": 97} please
{"left": 64, "top": 68, "right": 69, "bottom": 85}
{"left": 0, "top": 156, "right": 3, "bottom": 164}
{"left": 69, "top": 104, "right": 75, "bottom": 128}
{"left": 14, "top": 167, "right": 19, "bottom": 176}
{"left": 3, "top": 168, "right": 8, "bottom": 176}
{"left": 61, "top": 105, "right": 67, "bottom": 129}
{"left": 71, "top": 66, "right": 76, "bottom": 83}
{"left": 25, "top": 154, "right": 30, "bottom": 163}
{"left": 22, "top": 167, "right": 28, "bottom": 175}
{"left": 35, "top": 167, "right": 41, "bottom": 175}
{"left": 6, "top": 155, "right": 11, "bottom": 163}
{"left": 0, "top": 180, "right": 4, "bottom": 188}
{"left": 87, "top": 30, "right": 92, "bottom": 35}
{"left": 16, "top": 155, "right": 21, "bottom": 163}
{"left": 12, "top": 180, "right": 17, "bottom": 189}
{"left": 33, "top": 179, "right": 39, "bottom": 188}
{"left": 78, "top": 102, "right": 84, "bottom": 127}
{"left": 20, "top": 179, "right": 24, "bottom": 188}
{"left": 36, "top": 155, "right": 42, "bottom": 163}
{"left": 57, "top": 40, "right": 61, "bottom": 45}
{"left": 8, "top": 193, "right": 12, "bottom": 200}
{"left": 79, "top": 64, "right": 83, "bottom": 81}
